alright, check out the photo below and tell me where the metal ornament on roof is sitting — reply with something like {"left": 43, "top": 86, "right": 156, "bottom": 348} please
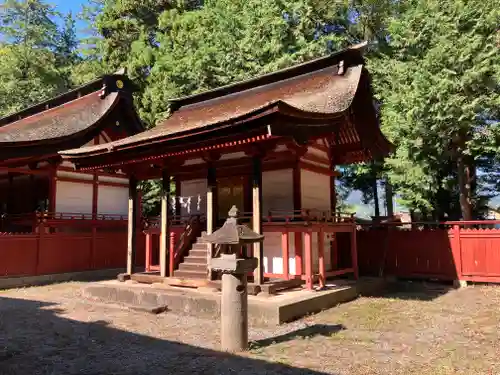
{"left": 203, "top": 206, "right": 264, "bottom": 245}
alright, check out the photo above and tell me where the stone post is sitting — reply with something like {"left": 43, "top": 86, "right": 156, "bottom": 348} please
{"left": 210, "top": 253, "right": 258, "bottom": 352}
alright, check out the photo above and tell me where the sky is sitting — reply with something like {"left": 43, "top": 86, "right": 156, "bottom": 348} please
{"left": 52, "top": 0, "right": 86, "bottom": 14}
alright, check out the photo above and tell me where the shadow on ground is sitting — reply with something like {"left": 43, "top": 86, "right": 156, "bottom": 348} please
{"left": 0, "top": 296, "right": 334, "bottom": 375}
{"left": 367, "top": 278, "right": 456, "bottom": 301}
{"left": 252, "top": 324, "right": 345, "bottom": 348}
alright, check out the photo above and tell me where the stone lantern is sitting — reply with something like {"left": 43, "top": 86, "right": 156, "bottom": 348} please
{"left": 203, "top": 205, "right": 263, "bottom": 352}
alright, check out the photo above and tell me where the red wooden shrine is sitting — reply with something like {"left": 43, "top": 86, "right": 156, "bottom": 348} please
{"left": 0, "top": 71, "right": 145, "bottom": 279}
{"left": 61, "top": 43, "right": 393, "bottom": 290}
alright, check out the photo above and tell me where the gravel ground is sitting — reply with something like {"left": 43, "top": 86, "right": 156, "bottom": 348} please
{"left": 0, "top": 281, "right": 499, "bottom": 375}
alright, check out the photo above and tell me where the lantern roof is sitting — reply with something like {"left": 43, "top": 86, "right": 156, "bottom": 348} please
{"left": 203, "top": 206, "right": 264, "bottom": 245}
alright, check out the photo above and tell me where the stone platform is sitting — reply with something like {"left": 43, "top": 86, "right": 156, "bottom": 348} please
{"left": 83, "top": 277, "right": 386, "bottom": 325}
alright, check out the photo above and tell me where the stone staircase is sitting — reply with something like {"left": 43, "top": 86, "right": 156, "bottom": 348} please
{"left": 172, "top": 232, "right": 209, "bottom": 279}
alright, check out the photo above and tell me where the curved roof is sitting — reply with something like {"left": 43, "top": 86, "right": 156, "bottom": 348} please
{"left": 0, "top": 92, "right": 118, "bottom": 144}
{"left": 65, "top": 63, "right": 362, "bottom": 156}
{"left": 0, "top": 72, "right": 144, "bottom": 161}
{"left": 60, "top": 43, "right": 393, "bottom": 168}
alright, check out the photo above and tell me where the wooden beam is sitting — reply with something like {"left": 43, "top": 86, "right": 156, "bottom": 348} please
{"left": 126, "top": 175, "right": 138, "bottom": 275}
{"left": 160, "top": 169, "right": 170, "bottom": 277}
{"left": 92, "top": 172, "right": 98, "bottom": 219}
{"left": 175, "top": 177, "right": 181, "bottom": 216}
{"left": 351, "top": 227, "right": 359, "bottom": 279}
{"left": 318, "top": 228, "right": 326, "bottom": 288}
{"left": 281, "top": 231, "right": 290, "bottom": 280}
{"left": 294, "top": 232, "right": 303, "bottom": 276}
{"left": 206, "top": 163, "right": 217, "bottom": 280}
{"left": 145, "top": 232, "right": 153, "bottom": 272}
{"left": 252, "top": 155, "right": 264, "bottom": 285}
{"left": 304, "top": 230, "right": 313, "bottom": 290}
{"left": 49, "top": 168, "right": 57, "bottom": 213}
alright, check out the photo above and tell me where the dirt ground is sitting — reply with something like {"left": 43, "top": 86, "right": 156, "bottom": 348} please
{"left": 0, "top": 281, "right": 499, "bottom": 375}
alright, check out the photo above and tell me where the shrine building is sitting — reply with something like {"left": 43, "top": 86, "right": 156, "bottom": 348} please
{"left": 0, "top": 71, "right": 144, "bottom": 233}
{"left": 60, "top": 43, "right": 392, "bottom": 290}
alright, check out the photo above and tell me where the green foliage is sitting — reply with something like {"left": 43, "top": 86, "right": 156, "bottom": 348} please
{"left": 369, "top": 0, "right": 500, "bottom": 218}
{"left": 140, "top": 0, "right": 353, "bottom": 124}
{"left": 0, "top": 0, "right": 69, "bottom": 115}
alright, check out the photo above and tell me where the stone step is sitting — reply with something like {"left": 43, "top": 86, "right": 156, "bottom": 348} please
{"left": 178, "top": 263, "right": 207, "bottom": 272}
{"left": 191, "top": 243, "right": 208, "bottom": 251}
{"left": 188, "top": 248, "right": 206, "bottom": 257}
{"left": 183, "top": 256, "right": 207, "bottom": 265}
{"left": 173, "top": 269, "right": 207, "bottom": 280}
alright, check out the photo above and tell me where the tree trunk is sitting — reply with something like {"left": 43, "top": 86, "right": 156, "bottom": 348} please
{"left": 372, "top": 177, "right": 380, "bottom": 218}
{"left": 456, "top": 152, "right": 473, "bottom": 221}
{"left": 384, "top": 178, "right": 394, "bottom": 217}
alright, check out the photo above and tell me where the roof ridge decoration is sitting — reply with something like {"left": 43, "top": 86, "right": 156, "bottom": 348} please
{"left": 168, "top": 42, "right": 368, "bottom": 111}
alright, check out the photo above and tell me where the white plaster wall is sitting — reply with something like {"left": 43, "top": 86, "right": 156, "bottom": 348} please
{"left": 55, "top": 181, "right": 92, "bottom": 214}
{"left": 98, "top": 185, "right": 128, "bottom": 216}
{"left": 262, "top": 169, "right": 294, "bottom": 215}
{"left": 263, "top": 232, "right": 297, "bottom": 275}
{"left": 179, "top": 179, "right": 207, "bottom": 216}
{"left": 300, "top": 169, "right": 331, "bottom": 211}
{"left": 297, "top": 169, "right": 333, "bottom": 273}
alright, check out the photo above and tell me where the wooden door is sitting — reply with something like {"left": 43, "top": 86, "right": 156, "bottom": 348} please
{"left": 217, "top": 176, "right": 245, "bottom": 220}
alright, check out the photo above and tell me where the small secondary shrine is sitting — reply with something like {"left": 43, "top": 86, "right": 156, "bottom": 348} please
{"left": 0, "top": 71, "right": 143, "bottom": 233}
{"left": 61, "top": 43, "right": 392, "bottom": 290}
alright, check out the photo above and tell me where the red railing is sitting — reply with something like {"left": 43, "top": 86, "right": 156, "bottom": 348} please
{"left": 143, "top": 215, "right": 205, "bottom": 274}
{"left": 0, "top": 222, "right": 145, "bottom": 278}
{"left": 357, "top": 220, "right": 500, "bottom": 283}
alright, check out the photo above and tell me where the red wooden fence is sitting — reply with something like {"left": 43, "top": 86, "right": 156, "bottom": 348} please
{"left": 0, "top": 230, "right": 145, "bottom": 278}
{"left": 357, "top": 221, "right": 500, "bottom": 283}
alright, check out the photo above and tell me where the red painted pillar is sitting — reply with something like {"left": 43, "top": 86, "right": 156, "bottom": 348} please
{"left": 452, "top": 225, "right": 463, "bottom": 281}
{"left": 281, "top": 231, "right": 289, "bottom": 280}
{"left": 169, "top": 231, "right": 175, "bottom": 277}
{"left": 145, "top": 232, "right": 152, "bottom": 272}
{"left": 304, "top": 230, "right": 313, "bottom": 290}
{"left": 318, "top": 228, "right": 326, "bottom": 288}
{"left": 351, "top": 226, "right": 359, "bottom": 279}
{"left": 294, "top": 232, "right": 303, "bottom": 277}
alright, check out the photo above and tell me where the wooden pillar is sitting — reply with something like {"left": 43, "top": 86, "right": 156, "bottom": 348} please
{"left": 175, "top": 177, "right": 181, "bottom": 216}
{"left": 160, "top": 169, "right": 170, "bottom": 277}
{"left": 304, "top": 230, "right": 313, "bottom": 290}
{"left": 318, "top": 228, "right": 326, "bottom": 288}
{"left": 293, "top": 165, "right": 301, "bottom": 218}
{"left": 206, "top": 164, "right": 217, "bottom": 280}
{"left": 207, "top": 164, "right": 217, "bottom": 234}
{"left": 252, "top": 155, "right": 263, "bottom": 285}
{"left": 169, "top": 231, "right": 175, "bottom": 276}
{"left": 294, "top": 232, "right": 303, "bottom": 276}
{"left": 281, "top": 231, "right": 289, "bottom": 280}
{"left": 145, "top": 232, "right": 152, "bottom": 272}
{"left": 126, "top": 175, "right": 138, "bottom": 275}
{"left": 48, "top": 166, "right": 57, "bottom": 214}
{"left": 452, "top": 225, "right": 464, "bottom": 284}
{"left": 330, "top": 173, "right": 338, "bottom": 269}
{"left": 92, "top": 173, "right": 98, "bottom": 219}
{"left": 351, "top": 226, "right": 359, "bottom": 279}
{"left": 330, "top": 174, "right": 337, "bottom": 219}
